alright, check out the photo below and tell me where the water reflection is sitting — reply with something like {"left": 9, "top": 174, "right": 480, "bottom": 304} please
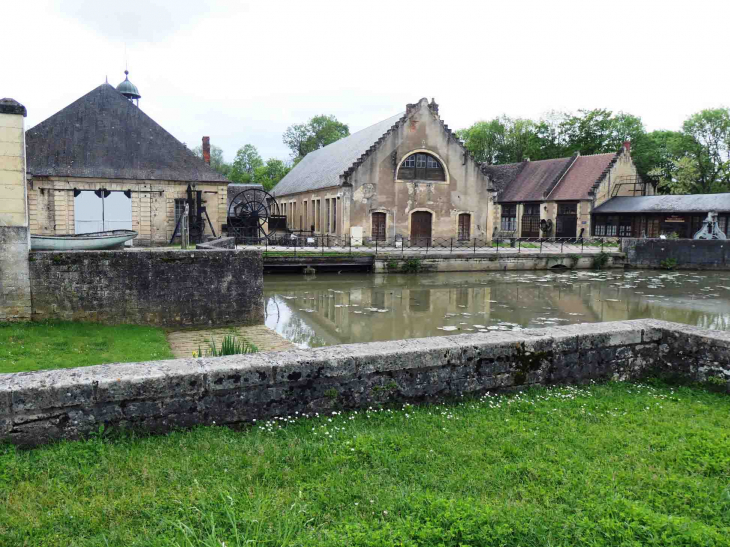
{"left": 264, "top": 270, "right": 730, "bottom": 348}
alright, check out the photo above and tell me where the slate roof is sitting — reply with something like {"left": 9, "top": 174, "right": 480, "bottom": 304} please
{"left": 493, "top": 157, "right": 575, "bottom": 203}
{"left": 593, "top": 194, "right": 730, "bottom": 214}
{"left": 480, "top": 162, "right": 525, "bottom": 194}
{"left": 271, "top": 112, "right": 405, "bottom": 196}
{"left": 25, "top": 84, "right": 228, "bottom": 182}
{"left": 549, "top": 153, "right": 617, "bottom": 200}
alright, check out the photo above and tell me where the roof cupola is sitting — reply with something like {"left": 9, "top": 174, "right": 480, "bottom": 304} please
{"left": 116, "top": 70, "right": 141, "bottom": 104}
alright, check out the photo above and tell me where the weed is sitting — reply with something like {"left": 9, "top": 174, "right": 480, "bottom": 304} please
{"left": 400, "top": 258, "right": 422, "bottom": 273}
{"left": 207, "top": 335, "right": 258, "bottom": 357}
{"left": 660, "top": 257, "right": 679, "bottom": 270}
{"left": 592, "top": 251, "right": 610, "bottom": 269}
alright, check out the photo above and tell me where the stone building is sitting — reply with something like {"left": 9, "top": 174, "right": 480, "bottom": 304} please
{"left": 483, "top": 142, "right": 653, "bottom": 238}
{"left": 0, "top": 98, "right": 31, "bottom": 321}
{"left": 272, "top": 98, "right": 495, "bottom": 243}
{"left": 24, "top": 73, "right": 229, "bottom": 246}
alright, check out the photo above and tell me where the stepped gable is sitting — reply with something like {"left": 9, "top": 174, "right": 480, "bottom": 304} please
{"left": 25, "top": 84, "right": 228, "bottom": 182}
{"left": 549, "top": 152, "right": 619, "bottom": 200}
{"left": 271, "top": 112, "right": 405, "bottom": 196}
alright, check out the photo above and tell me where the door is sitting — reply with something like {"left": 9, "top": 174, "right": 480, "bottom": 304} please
{"left": 74, "top": 190, "right": 132, "bottom": 234}
{"left": 555, "top": 203, "right": 577, "bottom": 238}
{"left": 521, "top": 203, "right": 540, "bottom": 238}
{"left": 410, "top": 211, "right": 432, "bottom": 246}
{"left": 372, "top": 212, "right": 386, "bottom": 241}
{"left": 458, "top": 213, "right": 470, "bottom": 241}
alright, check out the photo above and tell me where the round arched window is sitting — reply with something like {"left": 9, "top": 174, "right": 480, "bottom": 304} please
{"left": 397, "top": 153, "right": 446, "bottom": 181}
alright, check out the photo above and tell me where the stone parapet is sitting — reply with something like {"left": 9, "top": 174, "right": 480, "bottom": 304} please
{"left": 28, "top": 249, "right": 264, "bottom": 327}
{"left": 2, "top": 319, "right": 728, "bottom": 447}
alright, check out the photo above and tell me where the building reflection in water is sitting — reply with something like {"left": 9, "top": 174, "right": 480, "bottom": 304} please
{"left": 264, "top": 271, "right": 730, "bottom": 348}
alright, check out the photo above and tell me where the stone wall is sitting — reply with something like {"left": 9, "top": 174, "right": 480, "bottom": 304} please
{"left": 28, "top": 249, "right": 264, "bottom": 327}
{"left": 196, "top": 236, "right": 236, "bottom": 250}
{"left": 622, "top": 238, "right": 730, "bottom": 269}
{"left": 2, "top": 319, "right": 728, "bottom": 447}
{"left": 0, "top": 227, "right": 32, "bottom": 320}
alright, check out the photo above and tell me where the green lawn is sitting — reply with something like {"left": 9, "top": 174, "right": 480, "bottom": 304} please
{"left": 1, "top": 382, "right": 728, "bottom": 546}
{"left": 0, "top": 321, "right": 174, "bottom": 373}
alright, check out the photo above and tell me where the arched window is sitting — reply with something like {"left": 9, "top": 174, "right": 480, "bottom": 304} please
{"left": 398, "top": 153, "right": 446, "bottom": 181}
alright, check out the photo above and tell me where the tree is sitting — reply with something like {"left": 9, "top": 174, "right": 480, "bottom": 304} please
{"left": 559, "top": 109, "right": 646, "bottom": 157}
{"left": 229, "top": 144, "right": 264, "bottom": 183}
{"left": 191, "top": 144, "right": 230, "bottom": 176}
{"left": 680, "top": 108, "right": 730, "bottom": 193}
{"left": 283, "top": 115, "right": 349, "bottom": 160}
{"left": 254, "top": 159, "right": 291, "bottom": 191}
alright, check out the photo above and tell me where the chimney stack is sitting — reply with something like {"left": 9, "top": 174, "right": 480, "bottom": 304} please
{"left": 623, "top": 140, "right": 631, "bottom": 154}
{"left": 202, "top": 136, "right": 211, "bottom": 165}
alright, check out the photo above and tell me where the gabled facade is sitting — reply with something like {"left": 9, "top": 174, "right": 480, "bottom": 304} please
{"left": 482, "top": 142, "right": 652, "bottom": 238}
{"left": 272, "top": 98, "right": 494, "bottom": 242}
{"left": 25, "top": 82, "right": 229, "bottom": 246}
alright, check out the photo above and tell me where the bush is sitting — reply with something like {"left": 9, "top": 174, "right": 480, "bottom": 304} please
{"left": 660, "top": 257, "right": 679, "bottom": 270}
{"left": 592, "top": 251, "right": 610, "bottom": 269}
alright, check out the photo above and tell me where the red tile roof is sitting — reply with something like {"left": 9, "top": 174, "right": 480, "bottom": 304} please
{"left": 548, "top": 153, "right": 617, "bottom": 200}
{"left": 496, "top": 157, "right": 575, "bottom": 202}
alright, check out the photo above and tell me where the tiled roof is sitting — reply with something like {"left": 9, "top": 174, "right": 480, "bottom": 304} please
{"left": 548, "top": 153, "right": 617, "bottom": 200}
{"left": 480, "top": 162, "right": 525, "bottom": 194}
{"left": 26, "top": 84, "right": 228, "bottom": 183}
{"left": 271, "top": 112, "right": 405, "bottom": 196}
{"left": 593, "top": 194, "right": 730, "bottom": 214}
{"left": 495, "top": 157, "right": 575, "bottom": 203}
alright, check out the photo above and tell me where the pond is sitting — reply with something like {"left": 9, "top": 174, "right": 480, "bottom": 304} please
{"left": 264, "top": 270, "right": 730, "bottom": 348}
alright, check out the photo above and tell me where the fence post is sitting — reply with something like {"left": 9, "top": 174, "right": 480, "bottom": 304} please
{"left": 496, "top": 238, "right": 499, "bottom": 254}
{"left": 450, "top": 237, "right": 453, "bottom": 254}
{"left": 540, "top": 238, "right": 543, "bottom": 254}
{"left": 601, "top": 238, "right": 604, "bottom": 252}
{"left": 426, "top": 238, "right": 429, "bottom": 255}
{"left": 294, "top": 235, "right": 297, "bottom": 257}
{"left": 349, "top": 235, "right": 351, "bottom": 256}
{"left": 561, "top": 239, "right": 564, "bottom": 253}
{"left": 518, "top": 238, "right": 521, "bottom": 253}
{"left": 581, "top": 237, "right": 584, "bottom": 253}
{"left": 321, "top": 234, "right": 324, "bottom": 255}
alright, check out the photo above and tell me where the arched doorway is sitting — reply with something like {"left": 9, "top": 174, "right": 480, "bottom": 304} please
{"left": 410, "top": 211, "right": 432, "bottom": 246}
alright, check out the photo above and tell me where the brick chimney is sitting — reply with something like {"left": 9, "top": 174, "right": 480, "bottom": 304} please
{"left": 623, "top": 140, "right": 631, "bottom": 154}
{"left": 202, "top": 136, "right": 211, "bottom": 165}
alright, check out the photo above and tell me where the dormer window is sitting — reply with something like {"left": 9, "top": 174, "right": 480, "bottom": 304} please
{"left": 398, "top": 152, "right": 446, "bottom": 181}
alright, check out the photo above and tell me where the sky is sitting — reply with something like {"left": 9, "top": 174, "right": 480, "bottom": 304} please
{"left": 2, "top": 0, "right": 729, "bottom": 163}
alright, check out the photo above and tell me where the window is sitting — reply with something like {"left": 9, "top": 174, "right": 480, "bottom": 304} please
{"left": 174, "top": 198, "right": 186, "bottom": 225}
{"left": 500, "top": 205, "right": 517, "bottom": 232}
{"left": 311, "top": 201, "right": 316, "bottom": 231}
{"left": 292, "top": 202, "right": 297, "bottom": 229}
{"left": 397, "top": 153, "right": 446, "bottom": 181}
{"left": 316, "top": 200, "right": 321, "bottom": 232}
{"left": 458, "top": 213, "right": 470, "bottom": 240}
{"left": 557, "top": 203, "right": 577, "bottom": 215}
{"left": 618, "top": 217, "right": 632, "bottom": 237}
{"left": 325, "top": 199, "right": 330, "bottom": 233}
{"left": 594, "top": 215, "right": 619, "bottom": 236}
{"left": 332, "top": 198, "right": 338, "bottom": 234}
{"left": 303, "top": 201, "right": 308, "bottom": 231}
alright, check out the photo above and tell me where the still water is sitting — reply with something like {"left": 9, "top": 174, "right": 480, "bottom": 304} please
{"left": 264, "top": 270, "right": 730, "bottom": 348}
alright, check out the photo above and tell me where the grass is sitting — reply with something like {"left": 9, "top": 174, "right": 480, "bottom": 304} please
{"left": 0, "top": 321, "right": 174, "bottom": 373}
{"left": 1, "top": 381, "right": 728, "bottom": 546}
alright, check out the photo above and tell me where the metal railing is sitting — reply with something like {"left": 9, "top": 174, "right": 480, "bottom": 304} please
{"left": 233, "top": 233, "right": 622, "bottom": 256}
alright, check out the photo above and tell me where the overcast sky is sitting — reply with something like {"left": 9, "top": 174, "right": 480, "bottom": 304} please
{"left": 3, "top": 0, "right": 729, "bottom": 163}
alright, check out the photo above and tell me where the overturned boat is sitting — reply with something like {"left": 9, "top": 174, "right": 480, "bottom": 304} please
{"left": 30, "top": 230, "right": 138, "bottom": 251}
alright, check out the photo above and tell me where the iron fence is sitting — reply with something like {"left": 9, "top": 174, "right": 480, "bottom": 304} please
{"left": 232, "top": 231, "right": 622, "bottom": 256}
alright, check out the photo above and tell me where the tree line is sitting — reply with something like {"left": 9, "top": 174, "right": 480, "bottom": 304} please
{"left": 195, "top": 106, "right": 730, "bottom": 195}
{"left": 192, "top": 115, "right": 350, "bottom": 191}
{"left": 457, "top": 107, "right": 730, "bottom": 195}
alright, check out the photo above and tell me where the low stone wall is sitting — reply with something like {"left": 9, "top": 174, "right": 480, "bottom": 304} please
{"left": 2, "top": 319, "right": 728, "bottom": 447}
{"left": 622, "top": 238, "right": 730, "bottom": 269}
{"left": 0, "top": 226, "right": 31, "bottom": 321}
{"left": 196, "top": 237, "right": 236, "bottom": 250}
{"left": 375, "top": 253, "right": 625, "bottom": 272}
{"left": 28, "top": 249, "right": 264, "bottom": 327}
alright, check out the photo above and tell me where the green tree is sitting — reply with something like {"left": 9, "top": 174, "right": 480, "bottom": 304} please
{"left": 191, "top": 144, "right": 230, "bottom": 176}
{"left": 283, "top": 115, "right": 349, "bottom": 160}
{"left": 229, "top": 144, "right": 264, "bottom": 183}
{"left": 254, "top": 159, "right": 291, "bottom": 191}
{"left": 458, "top": 116, "right": 542, "bottom": 165}
{"left": 680, "top": 108, "right": 730, "bottom": 193}
{"left": 650, "top": 156, "right": 701, "bottom": 195}
{"left": 559, "top": 109, "right": 646, "bottom": 156}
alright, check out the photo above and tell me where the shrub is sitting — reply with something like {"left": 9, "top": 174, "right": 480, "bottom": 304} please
{"left": 401, "top": 258, "right": 422, "bottom": 273}
{"left": 660, "top": 257, "right": 679, "bottom": 270}
{"left": 592, "top": 251, "right": 610, "bottom": 269}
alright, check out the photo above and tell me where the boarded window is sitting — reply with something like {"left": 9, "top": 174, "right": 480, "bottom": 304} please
{"left": 74, "top": 190, "right": 132, "bottom": 234}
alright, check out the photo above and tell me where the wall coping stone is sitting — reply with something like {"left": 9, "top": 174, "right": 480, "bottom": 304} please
{"left": 1, "top": 319, "right": 728, "bottom": 447}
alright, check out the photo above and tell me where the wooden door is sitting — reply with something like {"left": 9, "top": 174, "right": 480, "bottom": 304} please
{"left": 372, "top": 212, "right": 386, "bottom": 240}
{"left": 410, "top": 211, "right": 432, "bottom": 246}
{"left": 556, "top": 203, "right": 577, "bottom": 238}
{"left": 458, "top": 213, "right": 470, "bottom": 240}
